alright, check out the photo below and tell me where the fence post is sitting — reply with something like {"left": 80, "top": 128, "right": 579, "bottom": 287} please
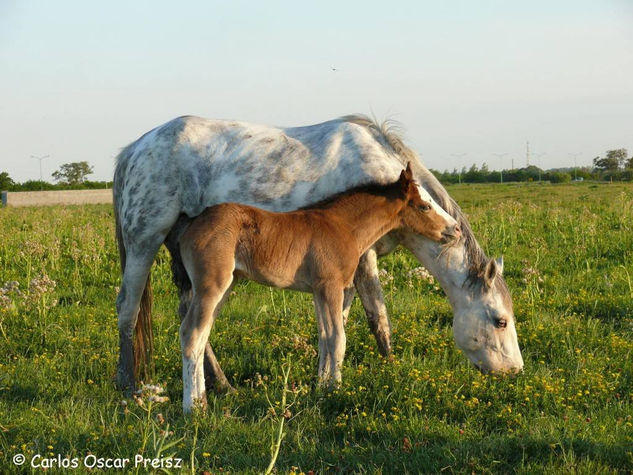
{"left": 1, "top": 191, "right": 7, "bottom": 207}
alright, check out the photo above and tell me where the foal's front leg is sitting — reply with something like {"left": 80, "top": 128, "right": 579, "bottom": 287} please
{"left": 314, "top": 286, "right": 346, "bottom": 384}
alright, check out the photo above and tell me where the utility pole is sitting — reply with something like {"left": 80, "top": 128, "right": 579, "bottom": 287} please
{"left": 533, "top": 152, "right": 546, "bottom": 182}
{"left": 569, "top": 153, "right": 581, "bottom": 181}
{"left": 451, "top": 153, "right": 467, "bottom": 184}
{"left": 526, "top": 141, "right": 530, "bottom": 167}
{"left": 493, "top": 153, "right": 508, "bottom": 184}
{"left": 31, "top": 154, "right": 50, "bottom": 190}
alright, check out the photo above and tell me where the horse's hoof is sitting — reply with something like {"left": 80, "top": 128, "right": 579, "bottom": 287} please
{"left": 114, "top": 370, "right": 136, "bottom": 393}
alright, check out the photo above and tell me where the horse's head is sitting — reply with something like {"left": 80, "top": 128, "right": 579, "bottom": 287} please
{"left": 398, "top": 225, "right": 525, "bottom": 374}
{"left": 451, "top": 257, "right": 524, "bottom": 374}
{"left": 398, "top": 163, "right": 461, "bottom": 243}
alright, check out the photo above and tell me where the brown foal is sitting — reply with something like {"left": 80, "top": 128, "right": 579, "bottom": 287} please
{"left": 177, "top": 164, "right": 459, "bottom": 412}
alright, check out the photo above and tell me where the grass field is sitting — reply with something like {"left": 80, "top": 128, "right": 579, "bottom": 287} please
{"left": 1, "top": 182, "right": 632, "bottom": 474}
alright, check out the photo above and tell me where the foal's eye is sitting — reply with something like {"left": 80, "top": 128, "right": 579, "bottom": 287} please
{"left": 418, "top": 203, "right": 431, "bottom": 212}
{"left": 494, "top": 318, "right": 508, "bottom": 329}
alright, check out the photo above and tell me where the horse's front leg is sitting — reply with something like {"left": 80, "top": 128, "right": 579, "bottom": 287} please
{"left": 179, "top": 289, "right": 234, "bottom": 393}
{"left": 353, "top": 247, "right": 392, "bottom": 357}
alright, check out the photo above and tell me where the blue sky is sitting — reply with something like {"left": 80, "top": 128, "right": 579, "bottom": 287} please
{"left": 1, "top": 0, "right": 632, "bottom": 181}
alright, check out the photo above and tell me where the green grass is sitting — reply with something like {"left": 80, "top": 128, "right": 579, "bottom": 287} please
{"left": 1, "top": 182, "right": 632, "bottom": 474}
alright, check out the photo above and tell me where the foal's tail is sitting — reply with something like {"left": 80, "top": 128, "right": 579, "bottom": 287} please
{"left": 165, "top": 215, "right": 193, "bottom": 297}
{"left": 114, "top": 192, "right": 154, "bottom": 382}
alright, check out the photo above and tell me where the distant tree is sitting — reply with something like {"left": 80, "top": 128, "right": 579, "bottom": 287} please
{"left": 593, "top": 149, "right": 628, "bottom": 171}
{"left": 52, "top": 161, "right": 94, "bottom": 185}
{"left": 18, "top": 180, "right": 57, "bottom": 191}
{"left": 0, "top": 171, "right": 15, "bottom": 190}
{"left": 464, "top": 164, "right": 481, "bottom": 183}
{"left": 547, "top": 171, "right": 571, "bottom": 183}
{"left": 626, "top": 155, "right": 633, "bottom": 170}
{"left": 607, "top": 149, "right": 629, "bottom": 169}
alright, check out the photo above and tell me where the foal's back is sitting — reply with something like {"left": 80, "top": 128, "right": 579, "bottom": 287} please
{"left": 181, "top": 203, "right": 360, "bottom": 293}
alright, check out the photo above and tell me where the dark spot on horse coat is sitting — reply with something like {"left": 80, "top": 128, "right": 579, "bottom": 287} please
{"left": 161, "top": 117, "right": 188, "bottom": 140}
{"left": 129, "top": 182, "right": 141, "bottom": 198}
{"left": 236, "top": 162, "right": 254, "bottom": 176}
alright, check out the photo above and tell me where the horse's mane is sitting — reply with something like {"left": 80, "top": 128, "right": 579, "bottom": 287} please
{"left": 340, "top": 114, "right": 492, "bottom": 287}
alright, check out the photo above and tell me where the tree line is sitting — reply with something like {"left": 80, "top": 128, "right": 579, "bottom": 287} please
{"left": 431, "top": 149, "right": 633, "bottom": 184}
{"left": 1, "top": 161, "right": 113, "bottom": 191}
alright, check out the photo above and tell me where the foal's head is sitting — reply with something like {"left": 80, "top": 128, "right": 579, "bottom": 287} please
{"left": 398, "top": 163, "right": 461, "bottom": 243}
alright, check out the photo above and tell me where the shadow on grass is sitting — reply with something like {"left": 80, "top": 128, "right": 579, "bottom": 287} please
{"left": 267, "top": 433, "right": 633, "bottom": 473}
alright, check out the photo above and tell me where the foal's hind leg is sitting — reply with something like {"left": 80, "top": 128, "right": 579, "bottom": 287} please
{"left": 353, "top": 248, "right": 392, "bottom": 357}
{"left": 178, "top": 289, "right": 234, "bottom": 393}
{"left": 341, "top": 287, "right": 356, "bottom": 326}
{"left": 181, "top": 273, "right": 233, "bottom": 413}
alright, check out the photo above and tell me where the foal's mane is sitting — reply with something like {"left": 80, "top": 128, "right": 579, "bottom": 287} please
{"left": 299, "top": 179, "right": 405, "bottom": 211}
{"left": 340, "top": 115, "right": 493, "bottom": 288}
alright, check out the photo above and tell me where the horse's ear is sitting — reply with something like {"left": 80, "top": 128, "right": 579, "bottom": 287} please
{"left": 484, "top": 258, "right": 499, "bottom": 289}
{"left": 496, "top": 256, "right": 504, "bottom": 274}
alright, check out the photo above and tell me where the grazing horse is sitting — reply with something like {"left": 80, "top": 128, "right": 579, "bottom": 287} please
{"left": 113, "top": 114, "right": 523, "bottom": 392}
{"left": 171, "top": 165, "right": 458, "bottom": 412}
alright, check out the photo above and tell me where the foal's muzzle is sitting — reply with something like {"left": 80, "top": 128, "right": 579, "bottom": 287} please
{"left": 441, "top": 224, "right": 461, "bottom": 243}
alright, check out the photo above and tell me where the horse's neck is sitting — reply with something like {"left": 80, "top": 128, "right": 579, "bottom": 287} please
{"left": 326, "top": 191, "right": 404, "bottom": 254}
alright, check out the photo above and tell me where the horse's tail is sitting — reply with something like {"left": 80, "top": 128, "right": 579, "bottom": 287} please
{"left": 114, "top": 152, "right": 154, "bottom": 383}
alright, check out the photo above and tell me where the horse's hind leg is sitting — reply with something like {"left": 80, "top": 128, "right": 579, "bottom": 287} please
{"left": 116, "top": 246, "right": 161, "bottom": 391}
{"left": 353, "top": 248, "right": 392, "bottom": 357}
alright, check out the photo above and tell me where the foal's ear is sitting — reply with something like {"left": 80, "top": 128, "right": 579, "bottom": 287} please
{"left": 399, "top": 162, "right": 414, "bottom": 192}
{"left": 404, "top": 162, "right": 413, "bottom": 180}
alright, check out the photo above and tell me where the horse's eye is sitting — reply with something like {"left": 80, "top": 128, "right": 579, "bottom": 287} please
{"left": 494, "top": 318, "right": 507, "bottom": 329}
{"left": 418, "top": 203, "right": 431, "bottom": 212}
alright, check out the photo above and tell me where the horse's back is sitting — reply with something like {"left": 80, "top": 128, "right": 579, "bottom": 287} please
{"left": 113, "top": 115, "right": 407, "bottom": 248}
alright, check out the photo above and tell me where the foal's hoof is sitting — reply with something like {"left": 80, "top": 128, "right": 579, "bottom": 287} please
{"left": 318, "top": 378, "right": 342, "bottom": 392}
{"left": 208, "top": 380, "right": 237, "bottom": 395}
{"left": 183, "top": 398, "right": 209, "bottom": 415}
